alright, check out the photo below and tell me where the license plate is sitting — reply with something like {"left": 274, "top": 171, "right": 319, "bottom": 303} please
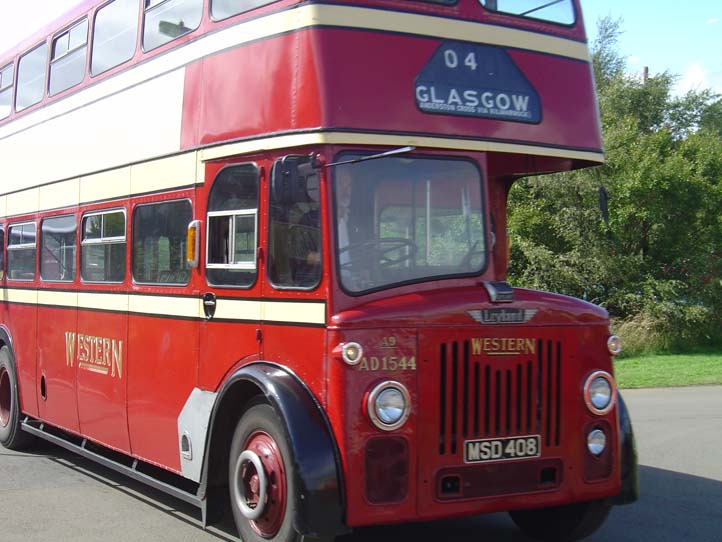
{"left": 464, "top": 435, "right": 541, "bottom": 463}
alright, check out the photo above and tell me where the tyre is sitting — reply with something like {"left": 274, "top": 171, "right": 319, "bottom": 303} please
{"left": 0, "top": 345, "right": 34, "bottom": 450}
{"left": 509, "top": 499, "right": 612, "bottom": 542}
{"left": 228, "top": 402, "right": 301, "bottom": 542}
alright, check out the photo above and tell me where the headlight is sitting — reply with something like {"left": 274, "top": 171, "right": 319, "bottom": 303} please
{"left": 583, "top": 371, "right": 616, "bottom": 415}
{"left": 587, "top": 428, "right": 607, "bottom": 456}
{"left": 607, "top": 335, "right": 622, "bottom": 356}
{"left": 367, "top": 381, "right": 411, "bottom": 431}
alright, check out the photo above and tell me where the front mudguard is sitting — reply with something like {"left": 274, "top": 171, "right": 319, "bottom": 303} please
{"left": 199, "top": 362, "right": 347, "bottom": 538}
{"left": 610, "top": 392, "right": 638, "bottom": 504}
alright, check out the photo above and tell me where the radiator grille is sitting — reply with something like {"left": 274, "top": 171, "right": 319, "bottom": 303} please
{"left": 438, "top": 339, "right": 562, "bottom": 456}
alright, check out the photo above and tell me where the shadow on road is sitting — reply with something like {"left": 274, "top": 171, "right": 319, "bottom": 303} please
{"left": 18, "top": 441, "right": 722, "bottom": 542}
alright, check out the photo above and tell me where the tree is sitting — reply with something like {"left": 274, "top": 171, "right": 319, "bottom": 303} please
{"left": 507, "top": 16, "right": 722, "bottom": 352}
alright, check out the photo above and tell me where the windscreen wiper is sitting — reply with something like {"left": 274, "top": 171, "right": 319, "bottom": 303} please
{"left": 325, "top": 146, "right": 416, "bottom": 167}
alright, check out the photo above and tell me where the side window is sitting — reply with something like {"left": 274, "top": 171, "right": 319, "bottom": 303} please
{"left": 0, "top": 63, "right": 13, "bottom": 120}
{"left": 143, "top": 0, "right": 203, "bottom": 52}
{"left": 41, "top": 215, "right": 77, "bottom": 282}
{"left": 0, "top": 227, "right": 5, "bottom": 280}
{"left": 206, "top": 164, "right": 259, "bottom": 287}
{"left": 50, "top": 19, "right": 88, "bottom": 95}
{"left": 7, "top": 222, "right": 37, "bottom": 281}
{"left": 16, "top": 42, "right": 48, "bottom": 111}
{"left": 81, "top": 210, "right": 126, "bottom": 282}
{"left": 211, "top": 0, "right": 277, "bottom": 20}
{"left": 132, "top": 200, "right": 192, "bottom": 285}
{"left": 268, "top": 156, "right": 322, "bottom": 289}
{"left": 91, "top": 0, "right": 139, "bottom": 76}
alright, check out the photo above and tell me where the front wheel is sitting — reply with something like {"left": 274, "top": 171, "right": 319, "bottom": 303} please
{"left": 229, "top": 402, "right": 301, "bottom": 542}
{"left": 509, "top": 499, "right": 612, "bottom": 542}
{"left": 0, "top": 345, "right": 34, "bottom": 450}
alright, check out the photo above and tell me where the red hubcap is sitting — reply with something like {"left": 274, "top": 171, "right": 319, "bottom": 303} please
{"left": 0, "top": 367, "right": 10, "bottom": 428}
{"left": 241, "top": 431, "right": 287, "bottom": 537}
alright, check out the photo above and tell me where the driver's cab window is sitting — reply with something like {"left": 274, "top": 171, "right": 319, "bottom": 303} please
{"left": 206, "top": 164, "right": 259, "bottom": 287}
{"left": 268, "top": 155, "right": 322, "bottom": 289}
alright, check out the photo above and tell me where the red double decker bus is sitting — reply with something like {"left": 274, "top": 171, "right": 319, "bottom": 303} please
{"left": 0, "top": 0, "right": 637, "bottom": 540}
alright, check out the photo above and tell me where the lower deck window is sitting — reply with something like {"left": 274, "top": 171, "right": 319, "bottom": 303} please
{"left": 41, "top": 215, "right": 77, "bottom": 282}
{"left": 132, "top": 200, "right": 192, "bottom": 284}
{"left": 81, "top": 210, "right": 126, "bottom": 282}
{"left": 7, "top": 222, "right": 37, "bottom": 281}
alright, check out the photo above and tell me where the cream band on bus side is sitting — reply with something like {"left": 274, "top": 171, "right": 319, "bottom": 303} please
{"left": 0, "top": 288, "right": 326, "bottom": 326}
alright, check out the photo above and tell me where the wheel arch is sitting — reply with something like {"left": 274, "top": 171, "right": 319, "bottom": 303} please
{"left": 611, "top": 391, "right": 638, "bottom": 504}
{"left": 0, "top": 325, "right": 13, "bottom": 351}
{"left": 199, "top": 361, "right": 346, "bottom": 537}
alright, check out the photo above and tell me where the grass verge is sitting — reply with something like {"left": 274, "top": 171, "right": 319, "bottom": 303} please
{"left": 614, "top": 350, "right": 722, "bottom": 389}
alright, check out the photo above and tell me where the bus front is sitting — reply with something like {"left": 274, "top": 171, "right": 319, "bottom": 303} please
{"left": 315, "top": 1, "right": 637, "bottom": 539}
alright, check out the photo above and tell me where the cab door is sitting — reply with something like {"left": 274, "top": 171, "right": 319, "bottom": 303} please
{"left": 261, "top": 155, "right": 327, "bottom": 390}
{"left": 198, "top": 161, "right": 264, "bottom": 393}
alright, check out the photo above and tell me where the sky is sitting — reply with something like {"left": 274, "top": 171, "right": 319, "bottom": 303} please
{"left": 581, "top": 0, "right": 722, "bottom": 96}
{"left": 0, "top": 0, "right": 720, "bottom": 96}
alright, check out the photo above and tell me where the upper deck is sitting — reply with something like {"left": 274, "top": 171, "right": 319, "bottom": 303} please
{"left": 0, "top": 0, "right": 601, "bottom": 203}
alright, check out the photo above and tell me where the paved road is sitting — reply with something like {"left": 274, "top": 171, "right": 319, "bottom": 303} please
{"left": 1, "top": 386, "right": 721, "bottom": 541}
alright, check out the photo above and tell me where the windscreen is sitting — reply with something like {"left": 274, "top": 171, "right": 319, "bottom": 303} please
{"left": 480, "top": 0, "right": 576, "bottom": 25}
{"left": 333, "top": 154, "right": 486, "bottom": 294}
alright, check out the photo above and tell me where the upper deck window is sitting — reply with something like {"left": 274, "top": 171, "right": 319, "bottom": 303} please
{"left": 333, "top": 154, "right": 486, "bottom": 295}
{"left": 211, "top": 0, "right": 277, "bottom": 20}
{"left": 50, "top": 19, "right": 89, "bottom": 95}
{"left": 16, "top": 43, "right": 48, "bottom": 111}
{"left": 91, "top": 0, "right": 139, "bottom": 76}
{"left": 143, "top": 0, "right": 203, "bottom": 52}
{"left": 480, "top": 0, "right": 576, "bottom": 25}
{"left": 7, "top": 222, "right": 37, "bottom": 281}
{"left": 0, "top": 63, "right": 13, "bottom": 119}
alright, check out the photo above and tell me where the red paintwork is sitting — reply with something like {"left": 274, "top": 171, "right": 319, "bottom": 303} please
{"left": 180, "top": 26, "right": 601, "bottom": 175}
{"left": 0, "top": 0, "right": 622, "bottom": 534}
{"left": 327, "top": 285, "right": 618, "bottom": 526}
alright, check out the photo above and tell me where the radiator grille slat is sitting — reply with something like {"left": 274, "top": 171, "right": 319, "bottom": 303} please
{"left": 437, "top": 339, "right": 563, "bottom": 456}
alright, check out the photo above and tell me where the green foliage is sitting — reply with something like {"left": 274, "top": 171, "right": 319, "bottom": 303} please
{"left": 508, "top": 16, "right": 722, "bottom": 353}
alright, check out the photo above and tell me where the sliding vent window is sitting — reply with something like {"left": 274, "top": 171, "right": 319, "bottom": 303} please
{"left": 81, "top": 210, "right": 126, "bottom": 282}
{"left": 91, "top": 0, "right": 138, "bottom": 76}
{"left": 211, "top": 0, "right": 277, "bottom": 20}
{"left": 133, "top": 200, "right": 192, "bottom": 285}
{"left": 206, "top": 164, "right": 259, "bottom": 287}
{"left": 0, "top": 64, "right": 13, "bottom": 119}
{"left": 50, "top": 19, "right": 88, "bottom": 95}
{"left": 7, "top": 222, "right": 37, "bottom": 281}
{"left": 143, "top": 0, "right": 203, "bottom": 51}
{"left": 16, "top": 42, "right": 48, "bottom": 111}
{"left": 479, "top": 0, "right": 575, "bottom": 25}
